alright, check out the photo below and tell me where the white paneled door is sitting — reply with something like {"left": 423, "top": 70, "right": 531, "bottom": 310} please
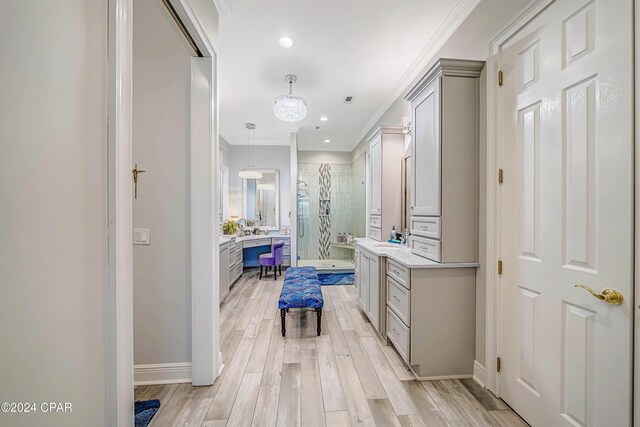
{"left": 498, "top": 0, "right": 633, "bottom": 426}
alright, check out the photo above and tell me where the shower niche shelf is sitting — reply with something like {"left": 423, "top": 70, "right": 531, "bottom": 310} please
{"left": 319, "top": 199, "right": 331, "bottom": 216}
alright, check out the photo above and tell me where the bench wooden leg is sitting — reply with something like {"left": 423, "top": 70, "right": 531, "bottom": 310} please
{"left": 281, "top": 309, "right": 286, "bottom": 337}
{"left": 316, "top": 308, "right": 322, "bottom": 336}
{"left": 260, "top": 265, "right": 263, "bottom": 279}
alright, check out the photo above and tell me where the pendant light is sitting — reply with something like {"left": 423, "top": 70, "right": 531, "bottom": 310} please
{"left": 274, "top": 74, "right": 307, "bottom": 122}
{"left": 238, "top": 123, "right": 262, "bottom": 179}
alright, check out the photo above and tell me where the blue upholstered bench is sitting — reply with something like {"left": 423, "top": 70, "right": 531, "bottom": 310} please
{"left": 278, "top": 267, "right": 324, "bottom": 337}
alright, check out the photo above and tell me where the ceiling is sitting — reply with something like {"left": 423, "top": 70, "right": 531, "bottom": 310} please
{"left": 218, "top": 0, "right": 466, "bottom": 151}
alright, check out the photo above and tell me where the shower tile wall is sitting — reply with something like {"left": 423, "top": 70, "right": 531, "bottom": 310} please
{"left": 298, "top": 163, "right": 361, "bottom": 261}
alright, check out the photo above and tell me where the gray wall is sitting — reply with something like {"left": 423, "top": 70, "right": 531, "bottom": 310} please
{"left": 0, "top": 1, "right": 108, "bottom": 425}
{"left": 228, "top": 145, "right": 291, "bottom": 228}
{"left": 133, "top": 0, "right": 194, "bottom": 366}
{"left": 298, "top": 150, "right": 353, "bottom": 165}
{"left": 353, "top": 0, "right": 531, "bottom": 367}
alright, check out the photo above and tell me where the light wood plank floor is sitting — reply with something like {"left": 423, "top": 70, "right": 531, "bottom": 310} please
{"left": 136, "top": 269, "right": 528, "bottom": 426}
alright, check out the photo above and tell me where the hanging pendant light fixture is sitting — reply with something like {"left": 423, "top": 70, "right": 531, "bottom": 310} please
{"left": 274, "top": 74, "right": 307, "bottom": 122}
{"left": 238, "top": 123, "right": 262, "bottom": 179}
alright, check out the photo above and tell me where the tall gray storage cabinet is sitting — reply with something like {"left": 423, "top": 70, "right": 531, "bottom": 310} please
{"left": 406, "top": 58, "right": 484, "bottom": 263}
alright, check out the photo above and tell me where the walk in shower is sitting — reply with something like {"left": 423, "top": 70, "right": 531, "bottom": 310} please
{"left": 296, "top": 154, "right": 366, "bottom": 271}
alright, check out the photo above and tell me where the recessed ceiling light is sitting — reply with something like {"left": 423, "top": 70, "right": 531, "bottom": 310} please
{"left": 324, "top": 139, "right": 331, "bottom": 143}
{"left": 277, "top": 34, "right": 295, "bottom": 49}
{"left": 320, "top": 116, "right": 328, "bottom": 122}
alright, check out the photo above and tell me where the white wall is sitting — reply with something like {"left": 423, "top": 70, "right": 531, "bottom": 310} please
{"left": 0, "top": 1, "right": 108, "bottom": 425}
{"left": 353, "top": 0, "right": 531, "bottom": 367}
{"left": 133, "top": 0, "right": 194, "bottom": 367}
{"left": 227, "top": 145, "right": 291, "bottom": 228}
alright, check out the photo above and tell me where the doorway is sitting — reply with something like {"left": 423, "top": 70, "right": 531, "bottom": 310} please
{"left": 108, "top": 0, "right": 220, "bottom": 422}
{"left": 494, "top": 0, "right": 633, "bottom": 425}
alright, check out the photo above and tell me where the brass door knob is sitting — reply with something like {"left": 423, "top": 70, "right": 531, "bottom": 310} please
{"left": 575, "top": 285, "right": 624, "bottom": 305}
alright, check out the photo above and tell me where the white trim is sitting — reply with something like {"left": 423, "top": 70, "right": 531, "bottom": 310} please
{"left": 107, "top": 0, "right": 134, "bottom": 425}
{"left": 172, "top": 0, "right": 217, "bottom": 54}
{"left": 353, "top": 0, "right": 482, "bottom": 147}
{"left": 190, "top": 56, "right": 218, "bottom": 386}
{"left": 134, "top": 363, "right": 192, "bottom": 385}
{"left": 473, "top": 360, "right": 486, "bottom": 388}
{"left": 484, "top": 0, "right": 550, "bottom": 397}
{"left": 290, "top": 133, "right": 298, "bottom": 267}
{"left": 634, "top": 1, "right": 639, "bottom": 425}
{"left": 487, "top": 0, "right": 554, "bottom": 56}
{"left": 212, "top": 0, "right": 231, "bottom": 16}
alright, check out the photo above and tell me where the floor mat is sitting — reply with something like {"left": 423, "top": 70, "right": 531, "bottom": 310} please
{"left": 318, "top": 272, "right": 355, "bottom": 285}
{"left": 135, "top": 399, "right": 160, "bottom": 427}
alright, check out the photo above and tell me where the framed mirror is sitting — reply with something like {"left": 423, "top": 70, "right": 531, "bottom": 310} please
{"left": 242, "top": 169, "right": 280, "bottom": 230}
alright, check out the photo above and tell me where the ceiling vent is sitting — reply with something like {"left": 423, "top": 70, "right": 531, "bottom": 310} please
{"left": 343, "top": 96, "right": 354, "bottom": 104}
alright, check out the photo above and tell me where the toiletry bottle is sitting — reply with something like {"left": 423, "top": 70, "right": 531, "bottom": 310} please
{"left": 391, "top": 225, "right": 396, "bottom": 241}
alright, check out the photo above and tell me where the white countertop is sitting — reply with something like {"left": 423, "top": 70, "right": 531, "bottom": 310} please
{"left": 355, "top": 238, "right": 479, "bottom": 269}
{"left": 219, "top": 236, "right": 235, "bottom": 246}
{"left": 220, "top": 233, "right": 291, "bottom": 246}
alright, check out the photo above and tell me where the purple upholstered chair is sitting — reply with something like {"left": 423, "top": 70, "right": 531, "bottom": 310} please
{"left": 259, "top": 241, "right": 285, "bottom": 280}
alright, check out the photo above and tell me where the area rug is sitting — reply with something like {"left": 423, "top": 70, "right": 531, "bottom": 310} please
{"left": 318, "top": 272, "right": 355, "bottom": 285}
{"left": 135, "top": 399, "right": 161, "bottom": 427}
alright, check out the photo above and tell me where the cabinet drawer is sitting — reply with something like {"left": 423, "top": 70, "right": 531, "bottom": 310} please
{"left": 243, "top": 238, "right": 271, "bottom": 249}
{"left": 369, "top": 227, "right": 382, "bottom": 241}
{"left": 411, "top": 236, "right": 441, "bottom": 262}
{"left": 387, "top": 259, "right": 409, "bottom": 289}
{"left": 231, "top": 247, "right": 242, "bottom": 265}
{"left": 272, "top": 237, "right": 290, "bottom": 246}
{"left": 410, "top": 216, "right": 441, "bottom": 239}
{"left": 387, "top": 277, "right": 410, "bottom": 326}
{"left": 369, "top": 215, "right": 381, "bottom": 228}
{"left": 387, "top": 308, "right": 410, "bottom": 363}
{"left": 282, "top": 256, "right": 291, "bottom": 266}
{"left": 230, "top": 262, "right": 242, "bottom": 284}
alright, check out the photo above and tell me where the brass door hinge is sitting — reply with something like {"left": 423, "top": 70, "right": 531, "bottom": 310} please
{"left": 498, "top": 260, "right": 503, "bottom": 275}
{"left": 498, "top": 70, "right": 504, "bottom": 86}
{"left": 497, "top": 357, "right": 502, "bottom": 372}
{"left": 498, "top": 169, "right": 504, "bottom": 184}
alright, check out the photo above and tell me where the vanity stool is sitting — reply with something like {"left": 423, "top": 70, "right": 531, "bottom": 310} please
{"left": 259, "top": 241, "right": 285, "bottom": 280}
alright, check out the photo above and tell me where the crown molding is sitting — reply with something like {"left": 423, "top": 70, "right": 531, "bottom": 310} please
{"left": 213, "top": 0, "right": 232, "bottom": 17}
{"left": 405, "top": 58, "right": 485, "bottom": 102}
{"left": 352, "top": 0, "right": 482, "bottom": 149}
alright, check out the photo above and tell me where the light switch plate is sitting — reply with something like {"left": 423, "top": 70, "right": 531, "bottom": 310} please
{"left": 133, "top": 228, "right": 150, "bottom": 245}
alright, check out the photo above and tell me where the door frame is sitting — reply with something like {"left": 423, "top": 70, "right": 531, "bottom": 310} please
{"left": 107, "top": 0, "right": 221, "bottom": 424}
{"left": 484, "top": 0, "right": 637, "bottom": 415}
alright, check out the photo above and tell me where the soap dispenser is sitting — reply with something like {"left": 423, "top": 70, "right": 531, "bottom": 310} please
{"left": 391, "top": 225, "right": 396, "bottom": 241}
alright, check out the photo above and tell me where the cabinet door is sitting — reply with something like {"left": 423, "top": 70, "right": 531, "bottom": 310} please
{"left": 368, "top": 254, "right": 380, "bottom": 331}
{"left": 354, "top": 250, "right": 360, "bottom": 293}
{"left": 359, "top": 252, "right": 369, "bottom": 310}
{"left": 369, "top": 137, "right": 382, "bottom": 215}
{"left": 411, "top": 79, "right": 441, "bottom": 216}
{"left": 219, "top": 245, "right": 229, "bottom": 300}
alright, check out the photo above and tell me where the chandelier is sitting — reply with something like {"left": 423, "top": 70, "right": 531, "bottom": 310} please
{"left": 274, "top": 74, "right": 307, "bottom": 122}
{"left": 238, "top": 123, "right": 262, "bottom": 179}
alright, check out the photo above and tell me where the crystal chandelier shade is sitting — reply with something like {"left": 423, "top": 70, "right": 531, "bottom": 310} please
{"left": 274, "top": 74, "right": 307, "bottom": 122}
{"left": 239, "top": 169, "right": 262, "bottom": 179}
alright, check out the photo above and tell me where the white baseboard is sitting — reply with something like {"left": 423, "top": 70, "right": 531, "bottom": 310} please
{"left": 134, "top": 363, "right": 192, "bottom": 385}
{"left": 473, "top": 360, "right": 486, "bottom": 388}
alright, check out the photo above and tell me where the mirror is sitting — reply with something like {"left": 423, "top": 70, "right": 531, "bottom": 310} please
{"left": 242, "top": 169, "right": 279, "bottom": 230}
